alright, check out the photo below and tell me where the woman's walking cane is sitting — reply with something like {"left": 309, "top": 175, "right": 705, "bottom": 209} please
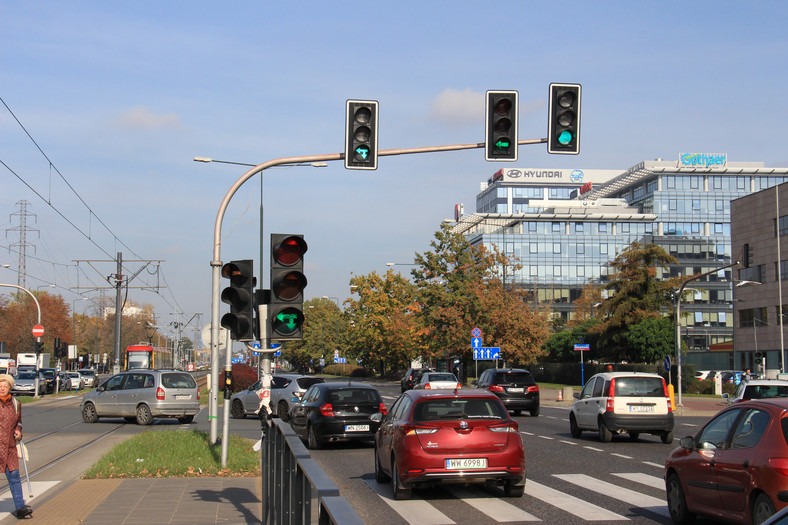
{"left": 17, "top": 440, "right": 32, "bottom": 498}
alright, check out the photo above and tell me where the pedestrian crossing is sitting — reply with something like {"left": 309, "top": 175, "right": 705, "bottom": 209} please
{"left": 364, "top": 470, "right": 669, "bottom": 524}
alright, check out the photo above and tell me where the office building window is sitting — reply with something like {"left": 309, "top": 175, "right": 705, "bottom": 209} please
{"left": 530, "top": 265, "right": 538, "bottom": 276}
{"left": 577, "top": 243, "right": 585, "bottom": 255}
{"left": 530, "top": 242, "right": 538, "bottom": 254}
{"left": 600, "top": 243, "right": 608, "bottom": 255}
{"left": 553, "top": 265, "right": 562, "bottom": 277}
{"left": 577, "top": 265, "right": 585, "bottom": 277}
{"left": 553, "top": 243, "right": 561, "bottom": 254}
{"left": 552, "top": 222, "right": 561, "bottom": 232}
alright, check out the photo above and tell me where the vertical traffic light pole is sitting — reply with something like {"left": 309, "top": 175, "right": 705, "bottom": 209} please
{"left": 209, "top": 138, "right": 546, "bottom": 445}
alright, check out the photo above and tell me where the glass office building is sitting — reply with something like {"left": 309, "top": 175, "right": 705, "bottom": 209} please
{"left": 453, "top": 157, "right": 788, "bottom": 369}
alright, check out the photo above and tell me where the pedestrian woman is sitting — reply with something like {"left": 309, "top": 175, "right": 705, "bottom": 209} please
{"left": 0, "top": 374, "right": 32, "bottom": 519}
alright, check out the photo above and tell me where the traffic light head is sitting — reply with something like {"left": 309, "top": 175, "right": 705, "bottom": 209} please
{"left": 270, "top": 235, "right": 308, "bottom": 339}
{"left": 220, "top": 259, "right": 257, "bottom": 341}
{"left": 345, "top": 100, "right": 379, "bottom": 170}
{"left": 548, "top": 83, "right": 581, "bottom": 154}
{"left": 485, "top": 91, "right": 518, "bottom": 161}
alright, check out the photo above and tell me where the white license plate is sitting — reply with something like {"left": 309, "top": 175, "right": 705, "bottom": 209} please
{"left": 174, "top": 394, "right": 191, "bottom": 400}
{"left": 345, "top": 425, "right": 369, "bottom": 432}
{"left": 507, "top": 387, "right": 524, "bottom": 393}
{"left": 628, "top": 405, "right": 654, "bottom": 413}
{"left": 445, "top": 458, "right": 488, "bottom": 470}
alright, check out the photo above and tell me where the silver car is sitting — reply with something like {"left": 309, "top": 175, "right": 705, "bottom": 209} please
{"left": 77, "top": 368, "right": 98, "bottom": 388}
{"left": 12, "top": 371, "right": 46, "bottom": 396}
{"left": 80, "top": 370, "right": 200, "bottom": 425}
{"left": 60, "top": 371, "right": 84, "bottom": 390}
{"left": 231, "top": 374, "right": 325, "bottom": 421}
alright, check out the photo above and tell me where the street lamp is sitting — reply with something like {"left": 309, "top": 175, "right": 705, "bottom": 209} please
{"left": 37, "top": 284, "right": 55, "bottom": 292}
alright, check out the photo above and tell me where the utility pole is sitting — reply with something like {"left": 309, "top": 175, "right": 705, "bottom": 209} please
{"left": 7, "top": 199, "right": 39, "bottom": 288}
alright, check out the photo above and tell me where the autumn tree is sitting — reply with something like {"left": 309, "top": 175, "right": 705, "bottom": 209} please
{"left": 286, "top": 297, "right": 350, "bottom": 372}
{"left": 589, "top": 242, "right": 681, "bottom": 362}
{"left": 0, "top": 291, "right": 70, "bottom": 357}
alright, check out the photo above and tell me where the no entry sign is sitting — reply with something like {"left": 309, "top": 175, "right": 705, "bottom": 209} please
{"left": 32, "top": 325, "right": 44, "bottom": 337}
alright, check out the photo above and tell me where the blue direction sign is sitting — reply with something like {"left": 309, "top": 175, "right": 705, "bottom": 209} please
{"left": 471, "top": 337, "right": 482, "bottom": 348}
{"left": 473, "top": 347, "right": 501, "bottom": 360}
{"left": 574, "top": 344, "right": 590, "bottom": 351}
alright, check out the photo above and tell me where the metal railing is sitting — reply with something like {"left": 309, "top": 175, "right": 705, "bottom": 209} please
{"left": 261, "top": 418, "right": 364, "bottom": 525}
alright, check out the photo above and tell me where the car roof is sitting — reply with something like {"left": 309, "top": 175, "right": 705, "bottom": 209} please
{"left": 743, "top": 379, "right": 788, "bottom": 386}
{"left": 490, "top": 368, "right": 529, "bottom": 374}
{"left": 405, "top": 388, "right": 500, "bottom": 401}
{"left": 592, "top": 371, "right": 665, "bottom": 380}
{"left": 314, "top": 382, "right": 376, "bottom": 390}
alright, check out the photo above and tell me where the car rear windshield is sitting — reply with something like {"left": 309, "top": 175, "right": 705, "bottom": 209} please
{"left": 297, "top": 377, "right": 325, "bottom": 389}
{"left": 414, "top": 398, "right": 508, "bottom": 421}
{"left": 160, "top": 373, "right": 196, "bottom": 389}
{"left": 496, "top": 372, "right": 535, "bottom": 386}
{"left": 613, "top": 377, "right": 665, "bottom": 397}
{"left": 428, "top": 374, "right": 456, "bottom": 382}
{"left": 328, "top": 388, "right": 380, "bottom": 404}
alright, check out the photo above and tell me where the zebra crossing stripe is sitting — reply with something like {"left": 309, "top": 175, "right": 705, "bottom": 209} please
{"left": 613, "top": 472, "right": 665, "bottom": 490}
{"left": 364, "top": 479, "right": 455, "bottom": 525}
{"left": 449, "top": 488, "right": 539, "bottom": 522}
{"left": 555, "top": 474, "right": 670, "bottom": 518}
{"left": 526, "top": 480, "right": 628, "bottom": 521}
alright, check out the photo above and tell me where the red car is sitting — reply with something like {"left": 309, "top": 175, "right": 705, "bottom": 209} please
{"left": 372, "top": 389, "right": 526, "bottom": 500}
{"left": 665, "top": 398, "right": 788, "bottom": 525}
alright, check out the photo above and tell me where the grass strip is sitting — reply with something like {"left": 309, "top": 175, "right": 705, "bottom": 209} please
{"left": 84, "top": 430, "right": 260, "bottom": 478}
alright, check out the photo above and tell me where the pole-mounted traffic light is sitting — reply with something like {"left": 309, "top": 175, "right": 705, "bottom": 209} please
{"left": 548, "top": 83, "right": 581, "bottom": 155}
{"left": 270, "top": 234, "right": 308, "bottom": 340}
{"left": 220, "top": 259, "right": 257, "bottom": 341}
{"left": 345, "top": 100, "right": 379, "bottom": 170}
{"left": 485, "top": 90, "right": 518, "bottom": 161}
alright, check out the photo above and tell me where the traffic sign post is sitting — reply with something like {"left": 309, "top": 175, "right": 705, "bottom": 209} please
{"left": 574, "top": 344, "right": 590, "bottom": 386}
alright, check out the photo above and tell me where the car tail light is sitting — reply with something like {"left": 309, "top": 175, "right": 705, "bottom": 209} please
{"left": 425, "top": 384, "right": 432, "bottom": 389}
{"left": 605, "top": 379, "right": 616, "bottom": 412}
{"left": 404, "top": 424, "right": 438, "bottom": 436}
{"left": 527, "top": 385, "right": 539, "bottom": 393}
{"left": 378, "top": 402, "right": 388, "bottom": 416}
{"left": 663, "top": 380, "right": 673, "bottom": 413}
{"left": 769, "top": 458, "right": 788, "bottom": 476}
{"left": 320, "top": 403, "right": 334, "bottom": 417}
{"left": 490, "top": 422, "right": 519, "bottom": 433}
{"left": 488, "top": 385, "right": 505, "bottom": 392}
{"left": 197, "top": 389, "right": 201, "bottom": 400}
{"left": 156, "top": 387, "right": 165, "bottom": 400}
{"left": 455, "top": 383, "right": 462, "bottom": 389}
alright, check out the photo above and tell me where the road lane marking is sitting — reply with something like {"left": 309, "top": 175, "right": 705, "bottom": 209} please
{"left": 613, "top": 472, "right": 665, "bottom": 490}
{"left": 555, "top": 474, "right": 669, "bottom": 518}
{"left": 365, "top": 479, "right": 455, "bottom": 524}
{"left": 450, "top": 488, "right": 538, "bottom": 522}
{"left": 526, "top": 479, "right": 628, "bottom": 521}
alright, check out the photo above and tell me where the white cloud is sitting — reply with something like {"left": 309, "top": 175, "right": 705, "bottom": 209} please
{"left": 429, "top": 88, "right": 484, "bottom": 126}
{"left": 112, "top": 105, "right": 182, "bottom": 130}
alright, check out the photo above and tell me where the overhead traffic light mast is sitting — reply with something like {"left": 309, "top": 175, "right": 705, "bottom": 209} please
{"left": 269, "top": 234, "right": 308, "bottom": 340}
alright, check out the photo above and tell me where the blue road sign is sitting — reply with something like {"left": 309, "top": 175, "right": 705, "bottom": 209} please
{"left": 664, "top": 355, "right": 671, "bottom": 372}
{"left": 471, "top": 336, "right": 482, "bottom": 348}
{"left": 574, "top": 344, "right": 590, "bottom": 351}
{"left": 334, "top": 357, "right": 347, "bottom": 364}
{"left": 471, "top": 327, "right": 482, "bottom": 338}
{"left": 473, "top": 347, "right": 501, "bottom": 360}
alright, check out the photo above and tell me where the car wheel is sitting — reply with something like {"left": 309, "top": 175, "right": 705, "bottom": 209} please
{"left": 278, "top": 401, "right": 290, "bottom": 422}
{"left": 530, "top": 405, "right": 540, "bottom": 417}
{"left": 662, "top": 430, "right": 674, "bottom": 444}
{"left": 136, "top": 404, "right": 153, "bottom": 426}
{"left": 666, "top": 473, "right": 694, "bottom": 524}
{"left": 753, "top": 493, "right": 776, "bottom": 525}
{"left": 391, "top": 456, "right": 412, "bottom": 500}
{"left": 629, "top": 432, "right": 640, "bottom": 441}
{"left": 374, "top": 447, "right": 390, "bottom": 483}
{"left": 307, "top": 425, "right": 322, "bottom": 450}
{"left": 81, "top": 402, "right": 99, "bottom": 423}
{"left": 177, "top": 415, "right": 194, "bottom": 424}
{"left": 598, "top": 419, "right": 612, "bottom": 443}
{"left": 569, "top": 413, "right": 582, "bottom": 438}
{"left": 504, "top": 480, "right": 525, "bottom": 498}
{"left": 231, "top": 399, "right": 246, "bottom": 419}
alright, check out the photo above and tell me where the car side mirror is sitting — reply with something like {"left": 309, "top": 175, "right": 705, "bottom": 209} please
{"left": 573, "top": 392, "right": 581, "bottom": 399}
{"left": 679, "top": 436, "right": 694, "bottom": 449}
{"left": 721, "top": 393, "right": 729, "bottom": 399}
{"left": 370, "top": 412, "right": 383, "bottom": 423}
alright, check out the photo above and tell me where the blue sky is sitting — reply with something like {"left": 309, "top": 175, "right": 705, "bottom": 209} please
{"left": 2, "top": 2, "right": 788, "bottom": 341}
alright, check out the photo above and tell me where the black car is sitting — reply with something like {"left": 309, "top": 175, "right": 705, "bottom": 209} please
{"left": 289, "top": 382, "right": 387, "bottom": 449}
{"left": 400, "top": 368, "right": 429, "bottom": 392}
{"left": 473, "top": 368, "right": 540, "bottom": 417}
{"left": 40, "top": 368, "right": 58, "bottom": 394}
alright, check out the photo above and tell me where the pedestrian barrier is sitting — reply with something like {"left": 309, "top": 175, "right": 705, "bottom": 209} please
{"left": 261, "top": 417, "right": 364, "bottom": 525}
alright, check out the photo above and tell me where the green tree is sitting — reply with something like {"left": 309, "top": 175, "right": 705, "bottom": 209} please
{"left": 543, "top": 319, "right": 600, "bottom": 363}
{"left": 626, "top": 316, "right": 674, "bottom": 363}
{"left": 589, "top": 242, "right": 680, "bottom": 361}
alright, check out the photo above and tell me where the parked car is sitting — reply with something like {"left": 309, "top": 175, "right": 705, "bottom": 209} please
{"left": 723, "top": 379, "right": 788, "bottom": 404}
{"left": 11, "top": 371, "right": 46, "bottom": 396}
{"left": 81, "top": 369, "right": 200, "bottom": 425}
{"left": 569, "top": 371, "right": 674, "bottom": 443}
{"left": 60, "top": 371, "right": 83, "bottom": 390}
{"left": 39, "top": 368, "right": 58, "bottom": 393}
{"left": 289, "top": 382, "right": 387, "bottom": 449}
{"left": 413, "top": 372, "right": 461, "bottom": 390}
{"left": 473, "top": 368, "right": 540, "bottom": 417}
{"left": 373, "top": 388, "right": 525, "bottom": 500}
{"left": 77, "top": 368, "right": 98, "bottom": 388}
{"left": 230, "top": 374, "right": 325, "bottom": 421}
{"left": 665, "top": 398, "right": 788, "bottom": 524}
{"left": 400, "top": 368, "right": 429, "bottom": 392}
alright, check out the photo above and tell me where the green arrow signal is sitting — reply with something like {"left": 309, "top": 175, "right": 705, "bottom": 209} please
{"left": 354, "top": 145, "right": 370, "bottom": 160}
{"left": 275, "top": 312, "right": 298, "bottom": 332}
{"left": 495, "top": 139, "right": 510, "bottom": 150}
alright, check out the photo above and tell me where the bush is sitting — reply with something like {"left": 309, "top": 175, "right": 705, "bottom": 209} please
{"left": 321, "top": 364, "right": 374, "bottom": 377}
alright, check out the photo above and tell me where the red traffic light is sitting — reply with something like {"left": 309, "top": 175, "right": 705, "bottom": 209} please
{"left": 272, "top": 236, "right": 308, "bottom": 267}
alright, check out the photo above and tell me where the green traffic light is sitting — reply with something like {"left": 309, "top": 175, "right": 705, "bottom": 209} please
{"left": 495, "top": 139, "right": 510, "bottom": 151}
{"left": 558, "top": 130, "right": 573, "bottom": 145}
{"left": 354, "top": 144, "right": 370, "bottom": 161}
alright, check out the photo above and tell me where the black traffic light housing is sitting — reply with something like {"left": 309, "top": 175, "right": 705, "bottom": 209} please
{"left": 485, "top": 90, "right": 518, "bottom": 161}
{"left": 548, "top": 83, "right": 581, "bottom": 154}
{"left": 345, "top": 100, "right": 379, "bottom": 170}
{"left": 270, "top": 234, "right": 308, "bottom": 340}
{"left": 220, "top": 259, "right": 257, "bottom": 341}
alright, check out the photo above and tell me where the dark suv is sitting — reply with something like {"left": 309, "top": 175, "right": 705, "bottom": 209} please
{"left": 473, "top": 368, "right": 540, "bottom": 417}
{"left": 400, "top": 368, "right": 428, "bottom": 392}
